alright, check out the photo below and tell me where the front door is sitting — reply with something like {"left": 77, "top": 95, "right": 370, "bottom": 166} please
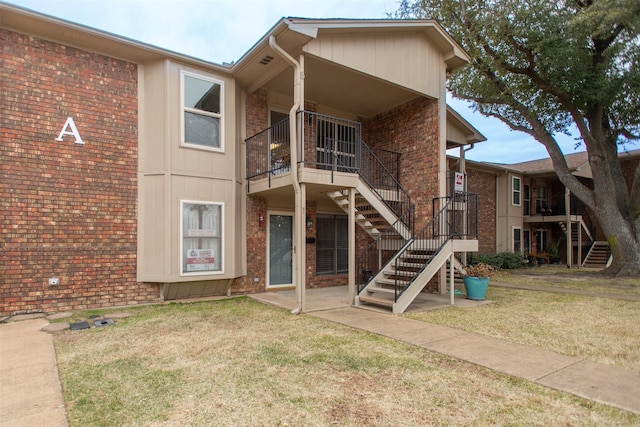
{"left": 268, "top": 213, "right": 293, "bottom": 288}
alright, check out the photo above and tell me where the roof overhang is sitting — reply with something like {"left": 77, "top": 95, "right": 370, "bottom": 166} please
{"left": 232, "top": 18, "right": 471, "bottom": 118}
{"left": 0, "top": 3, "right": 229, "bottom": 71}
{"left": 446, "top": 106, "right": 487, "bottom": 149}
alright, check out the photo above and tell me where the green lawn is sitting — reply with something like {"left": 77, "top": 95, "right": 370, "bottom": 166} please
{"left": 54, "top": 297, "right": 639, "bottom": 426}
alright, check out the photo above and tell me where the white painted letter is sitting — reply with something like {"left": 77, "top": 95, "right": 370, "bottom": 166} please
{"left": 55, "top": 117, "right": 85, "bottom": 145}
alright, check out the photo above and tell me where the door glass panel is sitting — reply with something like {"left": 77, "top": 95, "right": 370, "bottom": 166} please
{"left": 269, "top": 215, "right": 293, "bottom": 286}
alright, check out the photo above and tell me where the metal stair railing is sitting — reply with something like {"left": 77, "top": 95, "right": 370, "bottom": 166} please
{"left": 357, "top": 192, "right": 477, "bottom": 302}
{"left": 356, "top": 218, "right": 409, "bottom": 294}
{"left": 394, "top": 196, "right": 457, "bottom": 301}
{"left": 359, "top": 142, "right": 414, "bottom": 232}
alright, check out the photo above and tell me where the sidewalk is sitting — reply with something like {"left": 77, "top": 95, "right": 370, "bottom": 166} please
{"left": 0, "top": 317, "right": 68, "bottom": 427}
{"left": 251, "top": 286, "right": 640, "bottom": 415}
{"left": 310, "top": 307, "right": 640, "bottom": 415}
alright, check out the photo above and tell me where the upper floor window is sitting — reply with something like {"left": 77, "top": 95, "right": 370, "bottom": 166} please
{"left": 512, "top": 176, "right": 521, "bottom": 206}
{"left": 181, "top": 71, "right": 223, "bottom": 152}
{"left": 536, "top": 186, "right": 548, "bottom": 214}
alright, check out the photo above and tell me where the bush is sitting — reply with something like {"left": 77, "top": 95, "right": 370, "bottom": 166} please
{"left": 468, "top": 252, "right": 524, "bottom": 270}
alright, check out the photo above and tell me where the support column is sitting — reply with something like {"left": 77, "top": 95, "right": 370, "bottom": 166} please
{"left": 565, "top": 187, "right": 572, "bottom": 267}
{"left": 348, "top": 188, "right": 356, "bottom": 306}
{"left": 449, "top": 252, "right": 455, "bottom": 305}
{"left": 298, "top": 182, "right": 307, "bottom": 312}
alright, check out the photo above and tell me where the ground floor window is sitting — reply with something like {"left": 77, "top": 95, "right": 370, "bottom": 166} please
{"left": 513, "top": 227, "right": 522, "bottom": 253}
{"left": 535, "top": 228, "right": 548, "bottom": 253}
{"left": 523, "top": 229, "right": 531, "bottom": 254}
{"left": 316, "top": 214, "right": 348, "bottom": 275}
{"left": 181, "top": 201, "right": 223, "bottom": 275}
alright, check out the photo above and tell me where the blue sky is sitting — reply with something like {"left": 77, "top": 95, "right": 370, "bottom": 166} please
{"left": 6, "top": 0, "right": 587, "bottom": 163}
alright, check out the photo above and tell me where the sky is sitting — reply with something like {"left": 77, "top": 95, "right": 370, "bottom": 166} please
{"left": 5, "top": 0, "right": 589, "bottom": 164}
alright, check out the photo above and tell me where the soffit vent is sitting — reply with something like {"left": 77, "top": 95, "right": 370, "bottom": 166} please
{"left": 259, "top": 55, "right": 274, "bottom": 65}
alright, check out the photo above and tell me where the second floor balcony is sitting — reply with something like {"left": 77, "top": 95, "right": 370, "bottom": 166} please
{"left": 246, "top": 110, "right": 401, "bottom": 194}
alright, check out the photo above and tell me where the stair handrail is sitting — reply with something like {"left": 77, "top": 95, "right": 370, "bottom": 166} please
{"left": 359, "top": 142, "right": 414, "bottom": 233}
{"left": 391, "top": 196, "right": 457, "bottom": 300}
{"left": 356, "top": 218, "right": 409, "bottom": 294}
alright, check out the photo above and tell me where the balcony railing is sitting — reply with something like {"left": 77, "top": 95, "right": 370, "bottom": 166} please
{"left": 298, "top": 111, "right": 361, "bottom": 175}
{"left": 246, "top": 111, "right": 404, "bottom": 187}
{"left": 246, "top": 117, "right": 291, "bottom": 188}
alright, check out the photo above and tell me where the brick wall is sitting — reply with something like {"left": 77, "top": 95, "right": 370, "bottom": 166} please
{"left": 0, "top": 30, "right": 160, "bottom": 316}
{"left": 232, "top": 195, "right": 267, "bottom": 293}
{"left": 232, "top": 89, "right": 268, "bottom": 293}
{"left": 362, "top": 97, "right": 440, "bottom": 231}
{"left": 466, "top": 168, "right": 497, "bottom": 253}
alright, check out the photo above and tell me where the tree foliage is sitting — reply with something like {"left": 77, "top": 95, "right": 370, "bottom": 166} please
{"left": 394, "top": 0, "right": 640, "bottom": 275}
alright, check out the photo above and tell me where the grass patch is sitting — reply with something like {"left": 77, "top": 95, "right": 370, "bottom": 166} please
{"left": 492, "top": 267, "right": 640, "bottom": 296}
{"left": 407, "top": 287, "right": 640, "bottom": 373}
{"left": 55, "top": 298, "right": 639, "bottom": 426}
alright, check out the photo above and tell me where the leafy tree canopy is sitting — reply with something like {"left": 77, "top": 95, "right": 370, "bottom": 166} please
{"left": 394, "top": 0, "right": 640, "bottom": 275}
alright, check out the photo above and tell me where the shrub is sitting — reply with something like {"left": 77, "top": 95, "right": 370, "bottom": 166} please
{"left": 468, "top": 252, "right": 524, "bottom": 270}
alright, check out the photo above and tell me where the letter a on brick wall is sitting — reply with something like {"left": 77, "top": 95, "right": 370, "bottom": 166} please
{"left": 55, "top": 117, "right": 85, "bottom": 145}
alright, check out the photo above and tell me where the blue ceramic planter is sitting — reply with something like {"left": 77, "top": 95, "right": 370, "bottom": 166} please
{"left": 463, "top": 276, "right": 489, "bottom": 300}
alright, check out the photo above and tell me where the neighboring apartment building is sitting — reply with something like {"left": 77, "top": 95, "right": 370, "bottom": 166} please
{"left": 448, "top": 149, "right": 640, "bottom": 267}
{"left": 1, "top": 4, "right": 485, "bottom": 316}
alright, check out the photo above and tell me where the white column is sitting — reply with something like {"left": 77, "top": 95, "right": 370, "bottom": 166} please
{"left": 449, "top": 252, "right": 455, "bottom": 305}
{"left": 565, "top": 187, "right": 572, "bottom": 267}
{"left": 348, "top": 188, "right": 356, "bottom": 305}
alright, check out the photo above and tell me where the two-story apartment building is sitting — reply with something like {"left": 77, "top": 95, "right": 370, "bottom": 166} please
{"left": 1, "top": 4, "right": 484, "bottom": 317}
{"left": 449, "top": 149, "right": 640, "bottom": 268}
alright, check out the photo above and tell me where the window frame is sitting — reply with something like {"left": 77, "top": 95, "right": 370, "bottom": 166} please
{"left": 536, "top": 185, "right": 548, "bottom": 213}
{"left": 179, "top": 200, "right": 224, "bottom": 277}
{"left": 512, "top": 226, "right": 522, "bottom": 254}
{"left": 512, "top": 176, "right": 522, "bottom": 206}
{"left": 315, "top": 213, "right": 349, "bottom": 276}
{"left": 180, "top": 70, "right": 224, "bottom": 153}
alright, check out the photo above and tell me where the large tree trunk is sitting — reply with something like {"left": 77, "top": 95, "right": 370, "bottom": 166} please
{"left": 587, "top": 147, "right": 640, "bottom": 276}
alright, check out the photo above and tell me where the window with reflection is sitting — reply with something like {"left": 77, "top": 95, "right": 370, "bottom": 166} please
{"left": 182, "top": 71, "right": 223, "bottom": 151}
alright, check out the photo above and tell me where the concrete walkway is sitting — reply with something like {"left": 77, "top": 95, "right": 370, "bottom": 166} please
{"left": 0, "top": 317, "right": 68, "bottom": 427}
{"left": 250, "top": 286, "right": 640, "bottom": 415}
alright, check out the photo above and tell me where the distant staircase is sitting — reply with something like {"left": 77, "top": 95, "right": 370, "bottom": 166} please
{"left": 558, "top": 219, "right": 593, "bottom": 245}
{"left": 582, "top": 241, "right": 612, "bottom": 268}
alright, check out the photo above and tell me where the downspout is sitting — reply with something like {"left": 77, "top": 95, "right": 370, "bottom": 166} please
{"left": 460, "top": 143, "right": 474, "bottom": 191}
{"left": 269, "top": 35, "right": 305, "bottom": 314}
{"left": 460, "top": 143, "right": 474, "bottom": 266}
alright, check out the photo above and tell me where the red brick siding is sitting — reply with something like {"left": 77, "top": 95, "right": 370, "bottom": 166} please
{"left": 0, "top": 30, "right": 160, "bottom": 316}
{"left": 621, "top": 155, "right": 639, "bottom": 195}
{"left": 232, "top": 196, "right": 267, "bottom": 293}
{"left": 467, "top": 168, "right": 497, "bottom": 253}
{"left": 232, "top": 90, "right": 268, "bottom": 293}
{"left": 362, "top": 97, "right": 440, "bottom": 230}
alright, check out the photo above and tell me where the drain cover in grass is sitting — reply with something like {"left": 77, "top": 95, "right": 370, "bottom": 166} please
{"left": 94, "top": 318, "right": 115, "bottom": 327}
{"left": 70, "top": 321, "right": 90, "bottom": 330}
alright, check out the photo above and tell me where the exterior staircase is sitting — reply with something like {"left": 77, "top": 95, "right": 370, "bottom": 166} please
{"left": 326, "top": 179, "right": 412, "bottom": 241}
{"left": 559, "top": 219, "right": 593, "bottom": 245}
{"left": 582, "top": 241, "right": 612, "bottom": 268}
{"left": 326, "top": 140, "right": 478, "bottom": 314}
{"left": 354, "top": 193, "right": 478, "bottom": 314}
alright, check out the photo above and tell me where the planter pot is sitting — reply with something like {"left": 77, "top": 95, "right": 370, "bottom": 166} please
{"left": 463, "top": 276, "right": 489, "bottom": 300}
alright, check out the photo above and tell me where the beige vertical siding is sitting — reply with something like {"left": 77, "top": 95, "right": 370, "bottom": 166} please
{"left": 303, "top": 33, "right": 442, "bottom": 99}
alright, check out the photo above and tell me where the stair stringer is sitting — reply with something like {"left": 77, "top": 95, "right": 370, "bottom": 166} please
{"left": 355, "top": 179, "right": 412, "bottom": 240}
{"left": 392, "top": 240, "right": 454, "bottom": 314}
{"left": 582, "top": 241, "right": 612, "bottom": 268}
